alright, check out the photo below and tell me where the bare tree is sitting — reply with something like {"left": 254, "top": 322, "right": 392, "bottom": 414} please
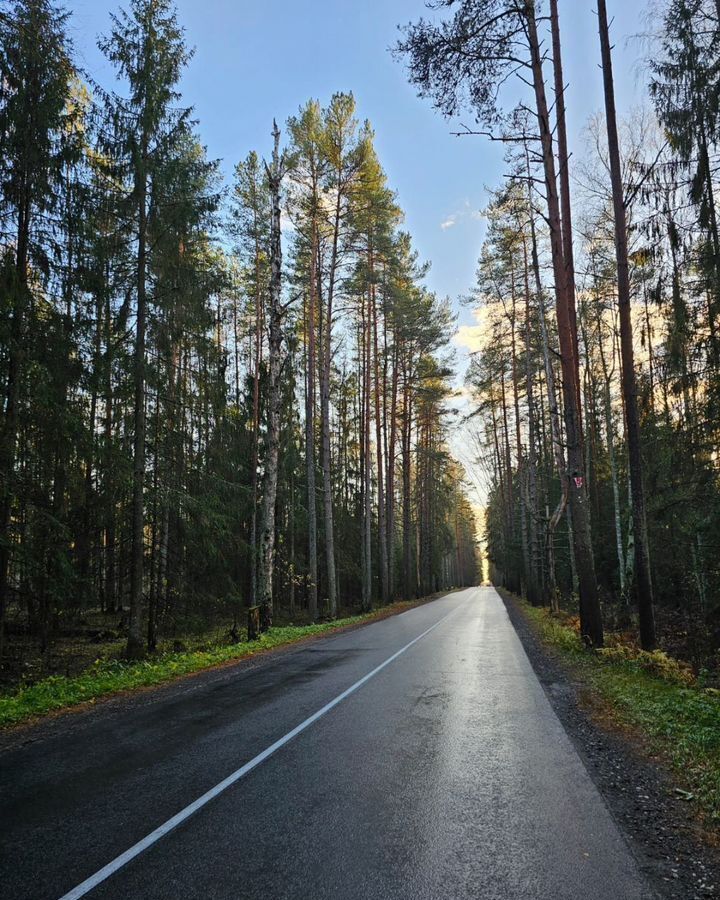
{"left": 257, "top": 121, "right": 288, "bottom": 631}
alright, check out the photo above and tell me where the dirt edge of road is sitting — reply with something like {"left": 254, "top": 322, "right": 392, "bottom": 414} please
{"left": 498, "top": 586, "right": 719, "bottom": 900}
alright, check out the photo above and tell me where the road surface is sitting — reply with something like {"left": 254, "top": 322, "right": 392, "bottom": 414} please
{"left": 0, "top": 587, "right": 654, "bottom": 899}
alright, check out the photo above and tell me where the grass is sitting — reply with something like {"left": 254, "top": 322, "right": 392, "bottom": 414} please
{"left": 517, "top": 599, "right": 720, "bottom": 824}
{"left": 0, "top": 601, "right": 426, "bottom": 729}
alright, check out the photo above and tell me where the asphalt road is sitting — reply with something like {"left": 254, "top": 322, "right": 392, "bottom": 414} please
{"left": 0, "top": 587, "right": 654, "bottom": 900}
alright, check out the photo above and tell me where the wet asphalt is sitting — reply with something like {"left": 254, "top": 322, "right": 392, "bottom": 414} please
{"left": 0, "top": 587, "right": 654, "bottom": 899}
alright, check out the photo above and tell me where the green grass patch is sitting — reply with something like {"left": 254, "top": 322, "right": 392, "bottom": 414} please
{"left": 0, "top": 603, "right": 422, "bottom": 729}
{"left": 518, "top": 600, "right": 720, "bottom": 823}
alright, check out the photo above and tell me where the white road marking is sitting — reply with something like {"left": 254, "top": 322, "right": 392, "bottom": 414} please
{"left": 58, "top": 595, "right": 469, "bottom": 900}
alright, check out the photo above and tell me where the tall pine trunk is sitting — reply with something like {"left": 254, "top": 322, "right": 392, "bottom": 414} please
{"left": 321, "top": 192, "right": 341, "bottom": 618}
{"left": 386, "top": 340, "right": 400, "bottom": 600}
{"left": 597, "top": 0, "right": 656, "bottom": 649}
{"left": 522, "top": 237, "right": 541, "bottom": 605}
{"left": 361, "top": 290, "right": 373, "bottom": 611}
{"left": 401, "top": 355, "right": 413, "bottom": 599}
{"left": 526, "top": 0, "right": 603, "bottom": 645}
{"left": 371, "top": 253, "right": 389, "bottom": 605}
{"left": 305, "top": 238, "right": 318, "bottom": 622}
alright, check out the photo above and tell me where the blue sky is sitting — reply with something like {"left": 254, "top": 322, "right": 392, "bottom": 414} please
{"left": 66, "top": 0, "right": 653, "bottom": 496}
{"left": 67, "top": 0, "right": 651, "bottom": 309}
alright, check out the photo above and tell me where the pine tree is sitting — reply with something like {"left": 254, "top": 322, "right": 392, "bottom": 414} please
{"left": 99, "top": 0, "right": 192, "bottom": 658}
{"left": 0, "top": 0, "right": 76, "bottom": 659}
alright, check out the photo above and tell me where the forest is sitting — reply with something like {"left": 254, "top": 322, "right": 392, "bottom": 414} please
{"left": 0, "top": 0, "right": 478, "bottom": 680}
{"left": 398, "top": 0, "right": 720, "bottom": 666}
{"left": 2, "top": 0, "right": 720, "bottom": 689}
{"left": 3, "top": 4, "right": 720, "bottom": 897}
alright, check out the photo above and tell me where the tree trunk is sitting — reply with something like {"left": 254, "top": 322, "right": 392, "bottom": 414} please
{"left": 321, "top": 188, "right": 342, "bottom": 618}
{"left": 257, "top": 122, "right": 285, "bottom": 632}
{"left": 522, "top": 237, "right": 541, "bottom": 605}
{"left": 401, "top": 355, "right": 413, "bottom": 599}
{"left": 371, "top": 256, "right": 389, "bottom": 605}
{"left": 0, "top": 197, "right": 30, "bottom": 664}
{"left": 597, "top": 0, "right": 656, "bottom": 649}
{"left": 305, "top": 239, "right": 318, "bottom": 622}
{"left": 526, "top": 0, "right": 603, "bottom": 645}
{"left": 127, "top": 139, "right": 148, "bottom": 661}
{"left": 529, "top": 191, "right": 565, "bottom": 611}
{"left": 550, "top": 0, "right": 583, "bottom": 425}
{"left": 386, "top": 340, "right": 400, "bottom": 600}
{"left": 361, "top": 289, "right": 373, "bottom": 612}
{"left": 249, "top": 206, "right": 264, "bottom": 609}
{"left": 596, "top": 305, "right": 626, "bottom": 598}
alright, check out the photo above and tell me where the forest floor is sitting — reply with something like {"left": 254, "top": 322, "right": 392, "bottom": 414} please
{"left": 0, "top": 592, "right": 452, "bottom": 730}
{"left": 499, "top": 587, "right": 720, "bottom": 900}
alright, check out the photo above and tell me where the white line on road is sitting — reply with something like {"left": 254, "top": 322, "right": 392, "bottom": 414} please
{"left": 58, "top": 594, "right": 470, "bottom": 900}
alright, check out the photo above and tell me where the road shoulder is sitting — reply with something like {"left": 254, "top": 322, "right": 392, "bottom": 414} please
{"left": 499, "top": 587, "right": 720, "bottom": 900}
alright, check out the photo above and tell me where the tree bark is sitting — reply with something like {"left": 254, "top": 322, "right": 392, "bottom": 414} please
{"left": 257, "top": 122, "right": 285, "bottom": 632}
{"left": 522, "top": 236, "right": 541, "bottom": 605}
{"left": 361, "top": 288, "right": 373, "bottom": 612}
{"left": 249, "top": 191, "right": 264, "bottom": 609}
{"left": 386, "top": 339, "right": 400, "bottom": 600}
{"left": 596, "top": 304, "right": 626, "bottom": 598}
{"left": 597, "top": 0, "right": 656, "bottom": 648}
{"left": 127, "top": 131, "right": 148, "bottom": 661}
{"left": 550, "top": 0, "right": 583, "bottom": 425}
{"left": 371, "top": 255, "right": 389, "bottom": 605}
{"left": 401, "top": 353, "right": 413, "bottom": 599}
{"left": 525, "top": 1, "right": 602, "bottom": 644}
{"left": 305, "top": 237, "right": 319, "bottom": 622}
{"left": 0, "top": 186, "right": 30, "bottom": 663}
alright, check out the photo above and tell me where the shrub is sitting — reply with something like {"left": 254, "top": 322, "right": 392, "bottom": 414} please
{"left": 598, "top": 645, "right": 695, "bottom": 686}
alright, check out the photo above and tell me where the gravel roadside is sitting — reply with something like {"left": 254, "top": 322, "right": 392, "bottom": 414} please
{"left": 499, "top": 586, "right": 720, "bottom": 900}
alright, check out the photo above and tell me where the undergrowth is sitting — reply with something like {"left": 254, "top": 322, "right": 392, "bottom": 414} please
{"left": 0, "top": 602, "right": 422, "bottom": 729}
{"left": 519, "top": 600, "right": 720, "bottom": 824}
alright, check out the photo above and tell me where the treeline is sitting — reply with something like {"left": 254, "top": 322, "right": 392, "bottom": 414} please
{"left": 0, "top": 0, "right": 478, "bottom": 666}
{"left": 398, "top": 0, "right": 720, "bottom": 662}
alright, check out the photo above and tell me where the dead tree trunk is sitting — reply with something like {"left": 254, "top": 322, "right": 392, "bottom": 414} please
{"left": 258, "top": 122, "right": 286, "bottom": 632}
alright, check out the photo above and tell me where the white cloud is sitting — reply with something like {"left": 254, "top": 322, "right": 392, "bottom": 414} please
{"left": 452, "top": 307, "right": 491, "bottom": 354}
{"left": 440, "top": 198, "right": 482, "bottom": 231}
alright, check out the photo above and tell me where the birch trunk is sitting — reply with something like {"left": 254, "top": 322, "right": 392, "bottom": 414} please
{"left": 522, "top": 236, "right": 541, "bottom": 604}
{"left": 257, "top": 122, "right": 285, "bottom": 631}
{"left": 371, "top": 257, "right": 389, "bottom": 604}
{"left": 596, "top": 306, "right": 626, "bottom": 597}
